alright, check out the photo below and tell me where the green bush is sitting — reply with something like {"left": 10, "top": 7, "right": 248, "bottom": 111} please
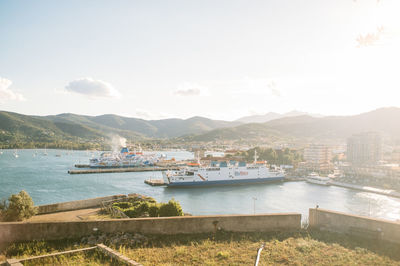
{"left": 112, "top": 202, "right": 132, "bottom": 209}
{"left": 158, "top": 199, "right": 183, "bottom": 217}
{"left": 2, "top": 191, "right": 37, "bottom": 221}
{"left": 123, "top": 207, "right": 138, "bottom": 218}
{"left": 107, "top": 196, "right": 184, "bottom": 218}
{"left": 127, "top": 195, "right": 156, "bottom": 204}
{"left": 148, "top": 203, "right": 160, "bottom": 217}
{"left": 123, "top": 202, "right": 150, "bottom": 218}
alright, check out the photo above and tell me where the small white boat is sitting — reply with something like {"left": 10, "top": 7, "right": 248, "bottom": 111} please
{"left": 306, "top": 172, "right": 330, "bottom": 186}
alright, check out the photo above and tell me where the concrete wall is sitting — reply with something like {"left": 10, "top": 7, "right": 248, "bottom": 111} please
{"left": 309, "top": 208, "right": 400, "bottom": 243}
{"left": 37, "top": 195, "right": 127, "bottom": 214}
{"left": 0, "top": 213, "right": 301, "bottom": 250}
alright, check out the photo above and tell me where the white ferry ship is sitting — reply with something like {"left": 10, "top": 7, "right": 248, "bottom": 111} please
{"left": 162, "top": 152, "right": 285, "bottom": 187}
{"left": 89, "top": 147, "right": 160, "bottom": 168}
{"left": 306, "top": 172, "right": 331, "bottom": 186}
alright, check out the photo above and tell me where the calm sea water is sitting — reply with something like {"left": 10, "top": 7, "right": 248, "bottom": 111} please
{"left": 1, "top": 149, "right": 400, "bottom": 221}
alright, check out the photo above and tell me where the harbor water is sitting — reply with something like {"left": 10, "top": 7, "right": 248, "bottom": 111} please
{"left": 1, "top": 149, "right": 400, "bottom": 221}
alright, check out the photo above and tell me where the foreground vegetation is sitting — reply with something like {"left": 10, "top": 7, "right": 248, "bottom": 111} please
{"left": 3, "top": 230, "right": 400, "bottom": 265}
{"left": 21, "top": 249, "right": 119, "bottom": 266}
{"left": 0, "top": 191, "right": 37, "bottom": 222}
{"left": 111, "top": 195, "right": 183, "bottom": 218}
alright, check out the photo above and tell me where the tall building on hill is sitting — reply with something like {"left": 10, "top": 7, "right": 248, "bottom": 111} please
{"left": 303, "top": 144, "right": 332, "bottom": 173}
{"left": 347, "top": 132, "right": 382, "bottom": 165}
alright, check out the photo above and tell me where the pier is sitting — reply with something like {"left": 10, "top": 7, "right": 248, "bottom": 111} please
{"left": 74, "top": 164, "right": 90, "bottom": 168}
{"left": 68, "top": 167, "right": 179, "bottom": 175}
{"left": 144, "top": 179, "right": 166, "bottom": 186}
{"left": 329, "top": 181, "right": 400, "bottom": 198}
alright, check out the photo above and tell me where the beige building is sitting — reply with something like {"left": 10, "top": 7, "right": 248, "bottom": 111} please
{"left": 303, "top": 144, "right": 332, "bottom": 173}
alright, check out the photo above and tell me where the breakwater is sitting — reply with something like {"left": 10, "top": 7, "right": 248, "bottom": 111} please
{"left": 329, "top": 181, "right": 400, "bottom": 198}
{"left": 68, "top": 167, "right": 179, "bottom": 174}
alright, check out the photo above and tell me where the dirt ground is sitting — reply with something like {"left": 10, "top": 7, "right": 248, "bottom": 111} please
{"left": 26, "top": 208, "right": 109, "bottom": 222}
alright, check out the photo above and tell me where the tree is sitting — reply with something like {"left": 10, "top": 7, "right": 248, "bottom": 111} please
{"left": 2, "top": 191, "right": 37, "bottom": 221}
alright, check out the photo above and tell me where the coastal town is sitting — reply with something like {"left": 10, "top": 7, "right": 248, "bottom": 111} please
{"left": 2, "top": 0, "right": 400, "bottom": 265}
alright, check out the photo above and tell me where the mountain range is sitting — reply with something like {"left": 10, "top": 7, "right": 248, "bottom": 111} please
{"left": 0, "top": 111, "right": 241, "bottom": 144}
{"left": 0, "top": 107, "right": 399, "bottom": 146}
{"left": 235, "top": 111, "right": 324, "bottom": 123}
{"left": 187, "top": 107, "right": 400, "bottom": 143}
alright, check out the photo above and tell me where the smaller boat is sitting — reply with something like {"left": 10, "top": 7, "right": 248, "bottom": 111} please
{"left": 13, "top": 149, "right": 19, "bottom": 158}
{"left": 306, "top": 172, "right": 330, "bottom": 186}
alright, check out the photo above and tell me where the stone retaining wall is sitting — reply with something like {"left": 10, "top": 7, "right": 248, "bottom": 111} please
{"left": 309, "top": 208, "right": 400, "bottom": 243}
{"left": 0, "top": 213, "right": 301, "bottom": 250}
{"left": 37, "top": 195, "right": 127, "bottom": 214}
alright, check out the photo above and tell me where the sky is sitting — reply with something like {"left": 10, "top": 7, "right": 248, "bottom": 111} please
{"left": 0, "top": 0, "right": 399, "bottom": 121}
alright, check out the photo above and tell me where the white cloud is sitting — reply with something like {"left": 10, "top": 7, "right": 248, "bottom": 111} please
{"left": 135, "top": 109, "right": 153, "bottom": 119}
{"left": 173, "top": 83, "right": 209, "bottom": 97}
{"left": 65, "top": 77, "right": 121, "bottom": 99}
{"left": 0, "top": 77, "right": 25, "bottom": 103}
{"left": 230, "top": 77, "right": 282, "bottom": 97}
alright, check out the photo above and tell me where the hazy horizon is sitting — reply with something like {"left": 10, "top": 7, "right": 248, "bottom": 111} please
{"left": 1, "top": 0, "right": 400, "bottom": 120}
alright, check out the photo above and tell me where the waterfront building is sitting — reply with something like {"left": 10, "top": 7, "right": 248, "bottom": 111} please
{"left": 389, "top": 148, "right": 400, "bottom": 163}
{"left": 347, "top": 132, "right": 382, "bottom": 165}
{"left": 339, "top": 163, "right": 400, "bottom": 190}
{"left": 303, "top": 144, "right": 332, "bottom": 173}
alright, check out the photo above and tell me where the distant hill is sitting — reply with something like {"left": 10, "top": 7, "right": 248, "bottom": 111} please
{"left": 1, "top": 107, "right": 399, "bottom": 147}
{"left": 44, "top": 114, "right": 241, "bottom": 138}
{"left": 0, "top": 111, "right": 116, "bottom": 146}
{"left": 0, "top": 111, "right": 241, "bottom": 146}
{"left": 236, "top": 110, "right": 324, "bottom": 124}
{"left": 188, "top": 107, "right": 400, "bottom": 143}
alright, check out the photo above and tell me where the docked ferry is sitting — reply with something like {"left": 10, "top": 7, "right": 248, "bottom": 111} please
{"left": 89, "top": 147, "right": 160, "bottom": 168}
{"left": 162, "top": 154, "right": 285, "bottom": 187}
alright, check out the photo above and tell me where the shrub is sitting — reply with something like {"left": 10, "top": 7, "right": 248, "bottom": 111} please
{"left": 158, "top": 199, "right": 183, "bottom": 217}
{"left": 123, "top": 207, "right": 137, "bottom": 218}
{"left": 2, "top": 191, "right": 37, "bottom": 221}
{"left": 123, "top": 202, "right": 150, "bottom": 218}
{"left": 105, "top": 195, "right": 184, "bottom": 218}
{"left": 112, "top": 202, "right": 132, "bottom": 209}
{"left": 148, "top": 203, "right": 160, "bottom": 217}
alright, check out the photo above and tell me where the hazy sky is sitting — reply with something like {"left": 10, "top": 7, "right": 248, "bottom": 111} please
{"left": 0, "top": 0, "right": 399, "bottom": 120}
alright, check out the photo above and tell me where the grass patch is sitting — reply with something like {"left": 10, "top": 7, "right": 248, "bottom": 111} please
{"left": 22, "top": 249, "right": 119, "bottom": 266}
{"left": 3, "top": 230, "right": 400, "bottom": 265}
{"left": 118, "top": 230, "right": 400, "bottom": 265}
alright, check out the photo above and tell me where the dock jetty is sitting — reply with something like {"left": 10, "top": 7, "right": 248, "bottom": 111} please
{"left": 68, "top": 167, "right": 179, "bottom": 175}
{"left": 74, "top": 164, "right": 90, "bottom": 168}
{"left": 144, "top": 179, "right": 166, "bottom": 186}
{"left": 329, "top": 181, "right": 400, "bottom": 198}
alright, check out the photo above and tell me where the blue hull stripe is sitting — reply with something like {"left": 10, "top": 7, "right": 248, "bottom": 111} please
{"left": 166, "top": 177, "right": 284, "bottom": 187}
